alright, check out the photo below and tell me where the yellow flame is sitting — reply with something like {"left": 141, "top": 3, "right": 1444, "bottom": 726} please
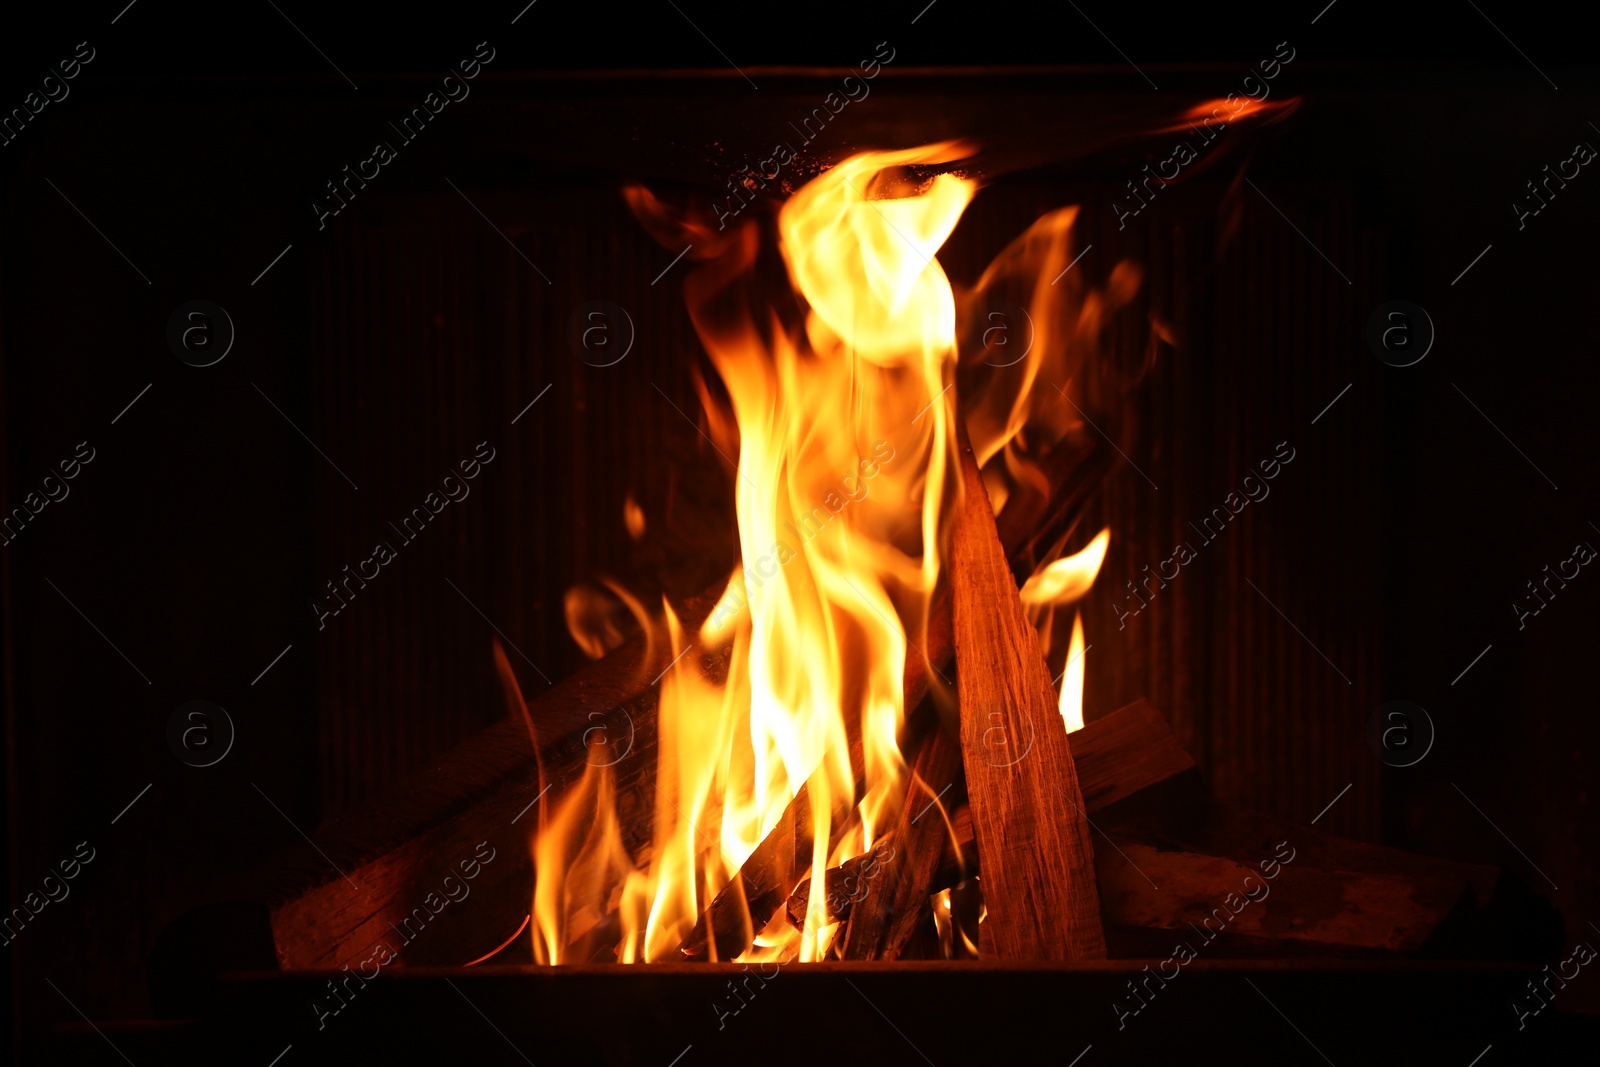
{"left": 533, "top": 137, "right": 1144, "bottom": 965}
{"left": 1020, "top": 527, "right": 1110, "bottom": 606}
{"left": 532, "top": 144, "right": 977, "bottom": 964}
{"left": 1059, "top": 610, "right": 1089, "bottom": 733}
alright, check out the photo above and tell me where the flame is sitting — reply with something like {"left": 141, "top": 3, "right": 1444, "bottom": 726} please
{"left": 1059, "top": 610, "right": 1089, "bottom": 733}
{"left": 563, "top": 579, "right": 652, "bottom": 661}
{"left": 1154, "top": 96, "right": 1299, "bottom": 135}
{"left": 1026, "top": 530, "right": 1108, "bottom": 735}
{"left": 623, "top": 494, "right": 646, "bottom": 540}
{"left": 957, "top": 203, "right": 1147, "bottom": 494}
{"left": 531, "top": 132, "right": 1149, "bottom": 964}
{"left": 563, "top": 585, "right": 627, "bottom": 660}
{"left": 1020, "top": 527, "right": 1110, "bottom": 606}
{"left": 1018, "top": 531, "right": 1107, "bottom": 734}
{"left": 532, "top": 143, "right": 976, "bottom": 964}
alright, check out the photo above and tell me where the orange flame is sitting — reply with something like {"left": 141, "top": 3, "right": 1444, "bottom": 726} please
{"left": 532, "top": 143, "right": 977, "bottom": 964}
{"left": 1020, "top": 527, "right": 1110, "bottom": 607}
{"left": 1059, "top": 610, "right": 1089, "bottom": 733}
{"left": 1023, "top": 529, "right": 1109, "bottom": 734}
{"left": 532, "top": 133, "right": 1148, "bottom": 963}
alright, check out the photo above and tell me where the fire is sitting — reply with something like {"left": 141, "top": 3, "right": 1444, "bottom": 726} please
{"left": 1060, "top": 610, "right": 1089, "bottom": 734}
{"left": 1020, "top": 527, "right": 1110, "bottom": 607}
{"left": 533, "top": 143, "right": 975, "bottom": 964}
{"left": 529, "top": 139, "right": 1138, "bottom": 964}
{"left": 1017, "top": 528, "right": 1109, "bottom": 734}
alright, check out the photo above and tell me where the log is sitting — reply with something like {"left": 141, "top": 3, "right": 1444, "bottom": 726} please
{"left": 993, "top": 431, "right": 1113, "bottom": 588}
{"left": 675, "top": 588, "right": 951, "bottom": 961}
{"left": 786, "top": 836, "right": 912, "bottom": 931}
{"left": 789, "top": 806, "right": 972, "bottom": 930}
{"left": 788, "top": 698, "right": 1194, "bottom": 930}
{"left": 949, "top": 419, "right": 1105, "bottom": 959}
{"left": 677, "top": 434, "right": 1111, "bottom": 960}
{"left": 1094, "top": 800, "right": 1508, "bottom": 958}
{"left": 836, "top": 722, "right": 965, "bottom": 959}
{"left": 251, "top": 593, "right": 724, "bottom": 970}
{"left": 791, "top": 795, "right": 1508, "bottom": 961}
{"left": 792, "top": 815, "right": 1506, "bottom": 959}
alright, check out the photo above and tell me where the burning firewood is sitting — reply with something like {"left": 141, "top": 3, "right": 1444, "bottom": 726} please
{"left": 260, "top": 410, "right": 1122, "bottom": 972}
{"left": 673, "top": 588, "right": 953, "bottom": 962}
{"left": 264, "top": 141, "right": 1141, "bottom": 971}
{"left": 674, "top": 433, "right": 1111, "bottom": 961}
{"left": 948, "top": 420, "right": 1106, "bottom": 960}
{"left": 835, "top": 721, "right": 966, "bottom": 960}
{"left": 792, "top": 797, "right": 1509, "bottom": 960}
{"left": 789, "top": 699, "right": 1196, "bottom": 934}
{"left": 261, "top": 420, "right": 1102, "bottom": 973}
{"left": 260, "top": 609, "right": 723, "bottom": 970}
{"left": 786, "top": 699, "right": 1509, "bottom": 961}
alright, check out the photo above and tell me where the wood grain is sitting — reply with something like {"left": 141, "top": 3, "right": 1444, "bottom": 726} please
{"left": 950, "top": 420, "right": 1105, "bottom": 959}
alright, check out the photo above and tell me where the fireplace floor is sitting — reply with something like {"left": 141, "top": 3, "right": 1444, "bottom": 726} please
{"left": 49, "top": 960, "right": 1597, "bottom": 1065}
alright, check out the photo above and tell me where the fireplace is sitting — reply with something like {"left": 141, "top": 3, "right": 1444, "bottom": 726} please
{"left": 5, "top": 14, "right": 1600, "bottom": 1065}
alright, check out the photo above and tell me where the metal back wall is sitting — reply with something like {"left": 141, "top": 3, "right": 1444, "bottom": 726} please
{"left": 1103, "top": 175, "right": 1384, "bottom": 841}
{"left": 1191, "top": 182, "right": 1385, "bottom": 840}
{"left": 306, "top": 189, "right": 728, "bottom": 816}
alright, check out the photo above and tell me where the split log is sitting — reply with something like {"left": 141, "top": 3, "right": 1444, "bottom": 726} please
{"left": 788, "top": 698, "right": 1195, "bottom": 930}
{"left": 786, "top": 807, "right": 1508, "bottom": 959}
{"left": 836, "top": 723, "right": 965, "bottom": 959}
{"left": 789, "top": 807, "right": 971, "bottom": 930}
{"left": 674, "top": 588, "right": 951, "bottom": 961}
{"left": 1094, "top": 801, "right": 1508, "bottom": 958}
{"left": 792, "top": 799, "right": 1508, "bottom": 960}
{"left": 249, "top": 594, "right": 724, "bottom": 970}
{"left": 676, "top": 434, "right": 1110, "bottom": 960}
{"left": 786, "top": 836, "right": 915, "bottom": 931}
{"left": 949, "top": 419, "right": 1105, "bottom": 959}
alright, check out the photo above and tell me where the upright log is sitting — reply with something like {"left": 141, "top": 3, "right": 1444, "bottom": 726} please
{"left": 949, "top": 421, "right": 1105, "bottom": 959}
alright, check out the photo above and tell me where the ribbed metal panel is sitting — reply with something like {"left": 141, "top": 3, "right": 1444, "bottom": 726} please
{"left": 1084, "top": 178, "right": 1385, "bottom": 840}
{"left": 307, "top": 189, "right": 724, "bottom": 815}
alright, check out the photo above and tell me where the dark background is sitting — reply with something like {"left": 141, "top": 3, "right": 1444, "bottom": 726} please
{"left": 3, "top": 0, "right": 1598, "bottom": 1057}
